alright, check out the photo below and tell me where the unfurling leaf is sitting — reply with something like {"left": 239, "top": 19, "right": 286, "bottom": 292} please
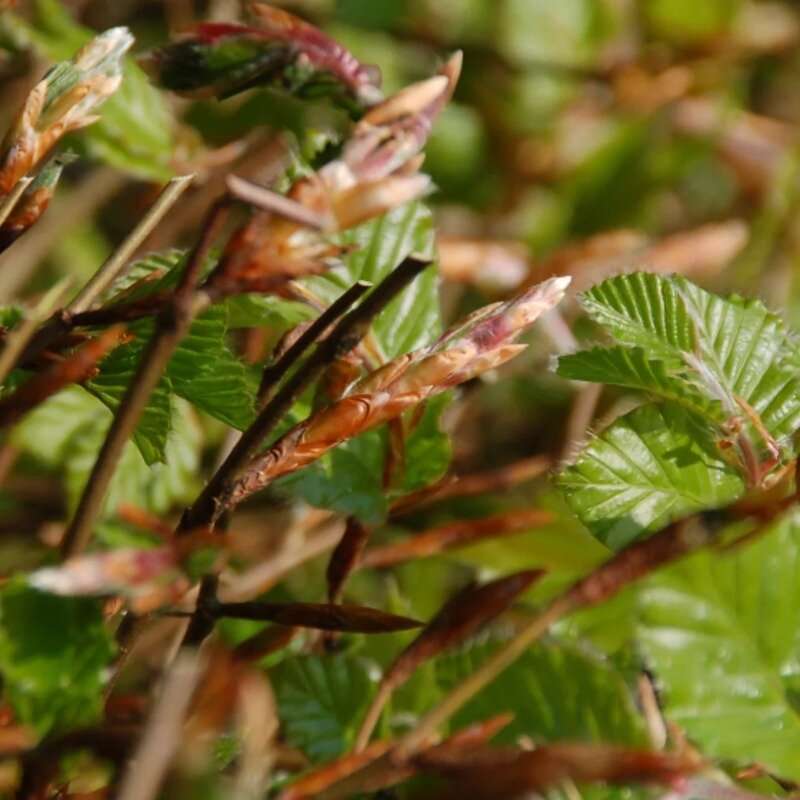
{"left": 0, "top": 26, "right": 131, "bottom": 196}
{"left": 557, "top": 272, "right": 800, "bottom": 547}
{"left": 224, "top": 277, "right": 570, "bottom": 515}
{"left": 140, "top": 3, "right": 382, "bottom": 113}
{"left": 216, "top": 600, "right": 422, "bottom": 633}
{"left": 27, "top": 546, "right": 189, "bottom": 613}
{"left": 208, "top": 54, "right": 460, "bottom": 296}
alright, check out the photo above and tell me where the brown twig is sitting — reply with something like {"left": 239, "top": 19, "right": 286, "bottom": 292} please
{"left": 257, "top": 279, "right": 371, "bottom": 407}
{"left": 60, "top": 199, "right": 231, "bottom": 558}
{"left": 178, "top": 254, "right": 433, "bottom": 533}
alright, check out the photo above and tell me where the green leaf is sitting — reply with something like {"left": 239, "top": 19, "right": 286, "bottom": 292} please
{"left": 556, "top": 403, "right": 743, "bottom": 550}
{"left": 578, "top": 272, "right": 695, "bottom": 360}
{"left": 557, "top": 346, "right": 726, "bottom": 422}
{"left": 637, "top": 511, "right": 800, "bottom": 780}
{"left": 303, "top": 201, "right": 440, "bottom": 358}
{"left": 271, "top": 655, "right": 377, "bottom": 763}
{"left": 576, "top": 273, "right": 800, "bottom": 444}
{"left": 90, "top": 251, "right": 258, "bottom": 457}
{"left": 435, "top": 637, "right": 646, "bottom": 745}
{"left": 86, "top": 340, "right": 174, "bottom": 466}
{"left": 12, "top": 387, "right": 201, "bottom": 518}
{"left": 0, "top": 580, "right": 115, "bottom": 738}
{"left": 165, "top": 304, "right": 257, "bottom": 431}
{"left": 277, "top": 426, "right": 389, "bottom": 524}
{"left": 400, "top": 393, "right": 452, "bottom": 494}
{"left": 11, "top": 385, "right": 99, "bottom": 467}
{"left": 64, "top": 395, "right": 201, "bottom": 517}
{"left": 224, "top": 293, "right": 316, "bottom": 330}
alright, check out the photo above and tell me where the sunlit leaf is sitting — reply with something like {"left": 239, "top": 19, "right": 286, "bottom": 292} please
{"left": 638, "top": 511, "right": 800, "bottom": 781}
{"left": 556, "top": 403, "right": 743, "bottom": 550}
{"left": 573, "top": 272, "right": 800, "bottom": 444}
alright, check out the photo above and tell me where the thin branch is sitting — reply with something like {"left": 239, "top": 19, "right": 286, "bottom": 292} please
{"left": 69, "top": 174, "right": 195, "bottom": 313}
{"left": 116, "top": 650, "right": 206, "bottom": 800}
{"left": 60, "top": 200, "right": 230, "bottom": 558}
{"left": 179, "top": 254, "right": 432, "bottom": 533}
{"left": 257, "top": 279, "right": 371, "bottom": 406}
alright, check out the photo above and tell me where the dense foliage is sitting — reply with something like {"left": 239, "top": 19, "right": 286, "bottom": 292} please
{"left": 0, "top": 1, "right": 800, "bottom": 798}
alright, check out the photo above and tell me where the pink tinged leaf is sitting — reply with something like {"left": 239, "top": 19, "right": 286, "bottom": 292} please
{"left": 247, "top": 2, "right": 382, "bottom": 103}
{"left": 27, "top": 547, "right": 188, "bottom": 612}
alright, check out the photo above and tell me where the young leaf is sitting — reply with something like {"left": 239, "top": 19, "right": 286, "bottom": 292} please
{"left": 0, "top": 580, "right": 116, "bottom": 738}
{"left": 556, "top": 403, "right": 744, "bottom": 550}
{"left": 569, "top": 272, "right": 800, "bottom": 445}
{"left": 637, "top": 512, "right": 800, "bottom": 781}
{"left": 436, "top": 637, "right": 647, "bottom": 747}
{"left": 8, "top": 0, "right": 175, "bottom": 180}
{"left": 271, "top": 655, "right": 377, "bottom": 762}
{"left": 557, "top": 345, "right": 725, "bottom": 421}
